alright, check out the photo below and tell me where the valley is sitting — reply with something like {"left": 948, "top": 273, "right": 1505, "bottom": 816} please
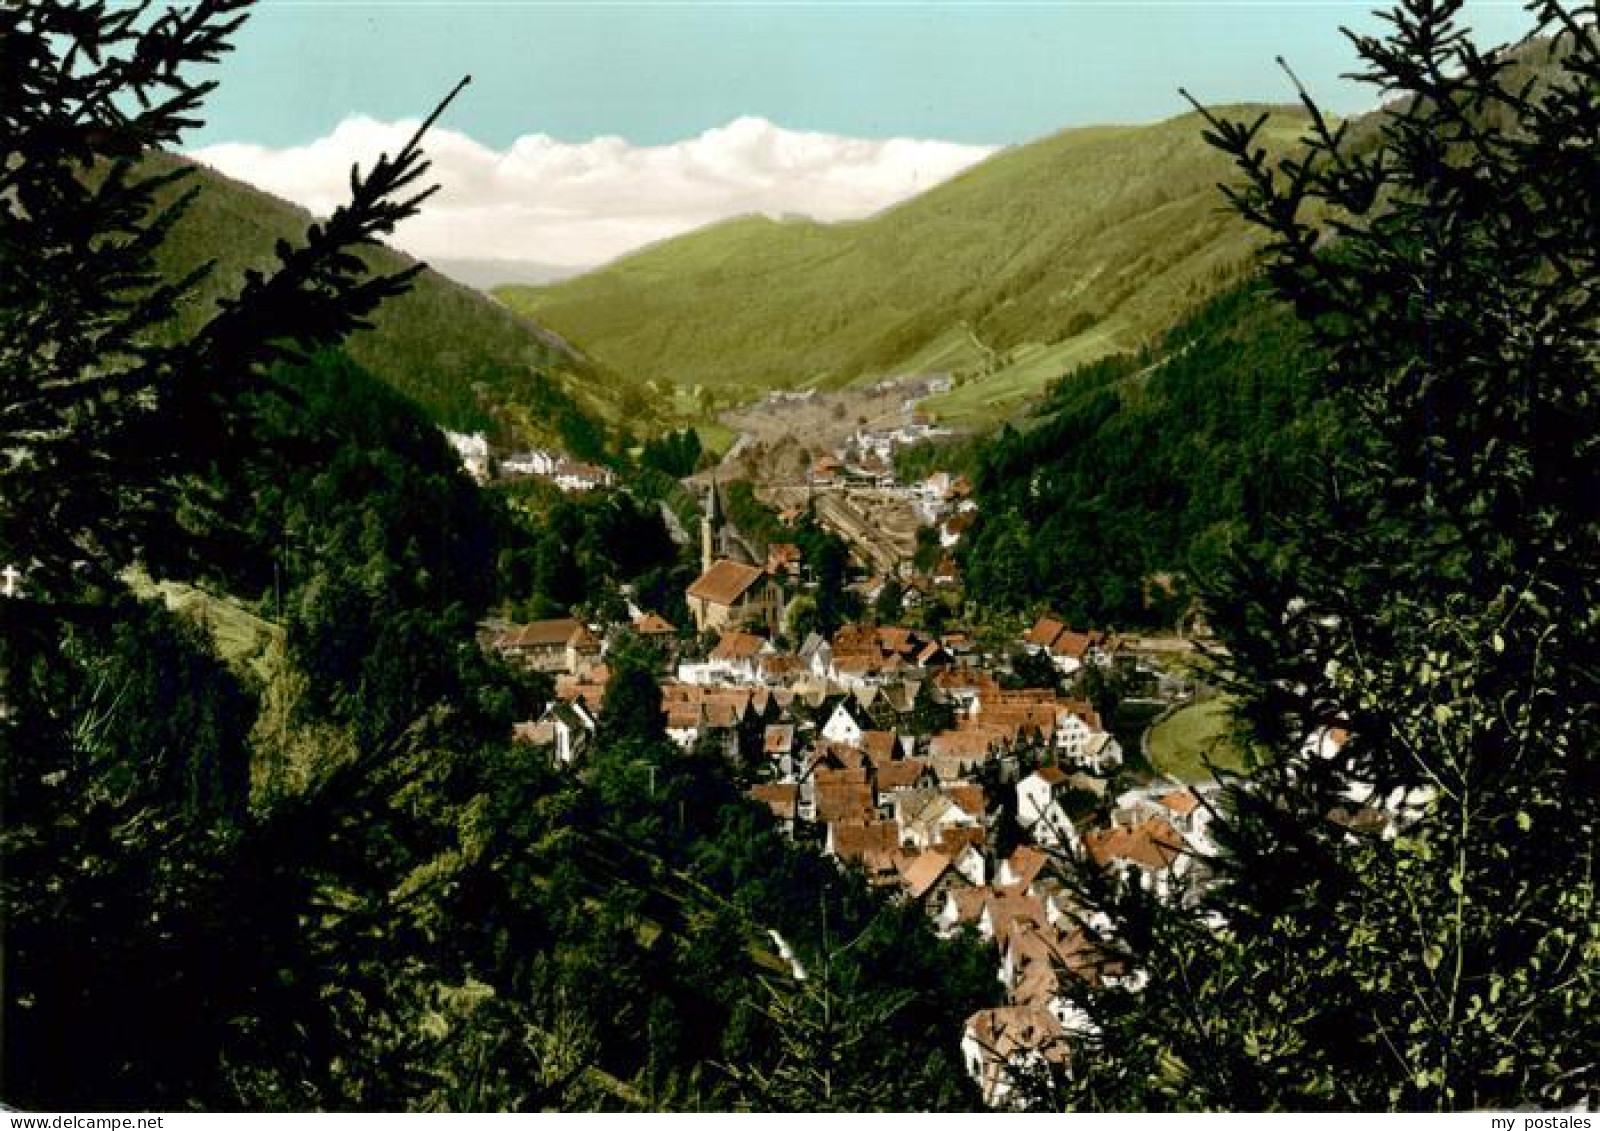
{"left": 498, "top": 108, "right": 1317, "bottom": 431}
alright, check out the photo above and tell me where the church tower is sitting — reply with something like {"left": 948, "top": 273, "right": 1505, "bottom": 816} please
{"left": 701, "top": 478, "right": 718, "bottom": 575}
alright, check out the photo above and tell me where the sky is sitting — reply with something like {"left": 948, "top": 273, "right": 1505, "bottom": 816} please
{"left": 185, "top": 1, "right": 1536, "bottom": 272}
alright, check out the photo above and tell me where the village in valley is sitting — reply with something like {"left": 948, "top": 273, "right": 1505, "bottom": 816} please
{"left": 462, "top": 403, "right": 1247, "bottom": 1108}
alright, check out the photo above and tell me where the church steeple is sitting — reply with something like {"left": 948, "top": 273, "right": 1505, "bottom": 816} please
{"left": 701, "top": 477, "right": 718, "bottom": 575}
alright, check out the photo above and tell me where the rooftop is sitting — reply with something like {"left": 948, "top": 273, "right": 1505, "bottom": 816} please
{"left": 687, "top": 559, "right": 768, "bottom": 606}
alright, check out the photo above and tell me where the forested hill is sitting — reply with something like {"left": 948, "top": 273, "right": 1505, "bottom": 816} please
{"left": 148, "top": 151, "right": 637, "bottom": 443}
{"left": 954, "top": 280, "right": 1334, "bottom": 628}
{"left": 498, "top": 107, "right": 1313, "bottom": 427}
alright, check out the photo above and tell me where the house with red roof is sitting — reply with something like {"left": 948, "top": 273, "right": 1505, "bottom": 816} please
{"left": 495, "top": 617, "right": 602, "bottom": 675}
{"left": 686, "top": 559, "right": 784, "bottom": 635}
{"left": 961, "top": 1005, "right": 1070, "bottom": 1109}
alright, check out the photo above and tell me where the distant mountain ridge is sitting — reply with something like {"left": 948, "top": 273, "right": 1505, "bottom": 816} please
{"left": 497, "top": 106, "right": 1315, "bottom": 427}
{"left": 148, "top": 152, "right": 635, "bottom": 443}
{"left": 429, "top": 258, "right": 592, "bottom": 291}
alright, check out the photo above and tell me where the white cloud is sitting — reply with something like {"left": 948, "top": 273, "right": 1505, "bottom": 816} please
{"left": 187, "top": 116, "right": 997, "bottom": 270}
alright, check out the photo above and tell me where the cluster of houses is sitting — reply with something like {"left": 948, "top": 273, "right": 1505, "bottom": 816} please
{"left": 451, "top": 413, "right": 1438, "bottom": 1108}
{"left": 480, "top": 573, "right": 1428, "bottom": 1107}
{"left": 805, "top": 423, "right": 958, "bottom": 491}
{"left": 442, "top": 431, "right": 615, "bottom": 492}
{"left": 497, "top": 448, "right": 616, "bottom": 493}
{"left": 725, "top": 655, "right": 1220, "bottom": 1108}
{"left": 467, "top": 440, "right": 1241, "bottom": 1107}
{"left": 491, "top": 594, "right": 1228, "bottom": 1107}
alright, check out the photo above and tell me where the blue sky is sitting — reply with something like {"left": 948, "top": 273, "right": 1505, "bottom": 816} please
{"left": 186, "top": 0, "right": 1537, "bottom": 272}
{"left": 194, "top": 1, "right": 1535, "bottom": 149}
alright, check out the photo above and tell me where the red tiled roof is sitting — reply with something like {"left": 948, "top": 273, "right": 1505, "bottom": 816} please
{"left": 500, "top": 617, "right": 594, "bottom": 650}
{"left": 963, "top": 1006, "right": 1069, "bottom": 1092}
{"left": 877, "top": 626, "right": 917, "bottom": 655}
{"left": 816, "top": 782, "right": 876, "bottom": 823}
{"left": 556, "top": 676, "right": 608, "bottom": 710}
{"left": 665, "top": 704, "right": 703, "bottom": 730}
{"left": 711, "top": 630, "right": 767, "bottom": 660}
{"left": 760, "top": 654, "right": 803, "bottom": 678}
{"left": 634, "top": 612, "right": 677, "bottom": 635}
{"left": 512, "top": 720, "right": 548, "bottom": 745}
{"left": 749, "top": 783, "right": 799, "bottom": 820}
{"left": 862, "top": 730, "right": 899, "bottom": 762}
{"left": 944, "top": 783, "right": 987, "bottom": 818}
{"left": 943, "top": 511, "right": 978, "bottom": 536}
{"left": 1024, "top": 616, "right": 1066, "bottom": 650}
{"left": 900, "top": 851, "right": 955, "bottom": 900}
{"left": 833, "top": 652, "right": 896, "bottom": 676}
{"left": 766, "top": 543, "right": 801, "bottom": 574}
{"left": 702, "top": 699, "right": 747, "bottom": 728}
{"left": 929, "top": 729, "right": 1003, "bottom": 760}
{"left": 984, "top": 892, "right": 1052, "bottom": 949}
{"left": 1007, "top": 921, "right": 1113, "bottom": 989}
{"left": 944, "top": 885, "right": 995, "bottom": 924}
{"left": 1004, "top": 845, "right": 1050, "bottom": 887}
{"left": 1085, "top": 818, "right": 1185, "bottom": 872}
{"left": 1050, "top": 629, "right": 1107, "bottom": 661}
{"left": 874, "top": 758, "right": 929, "bottom": 792}
{"left": 687, "top": 560, "right": 768, "bottom": 606}
{"left": 813, "top": 765, "right": 872, "bottom": 788}
{"left": 830, "top": 819, "right": 898, "bottom": 861}
{"left": 939, "top": 825, "right": 988, "bottom": 856}
{"left": 1159, "top": 790, "right": 1200, "bottom": 817}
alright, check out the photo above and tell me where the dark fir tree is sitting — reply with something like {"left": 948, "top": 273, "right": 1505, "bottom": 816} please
{"left": 0, "top": 0, "right": 474, "bottom": 1106}
{"left": 1057, "top": 0, "right": 1597, "bottom": 1111}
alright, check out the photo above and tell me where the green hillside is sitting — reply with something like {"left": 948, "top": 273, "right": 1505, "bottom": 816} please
{"left": 148, "top": 152, "right": 639, "bottom": 442}
{"left": 499, "top": 107, "right": 1313, "bottom": 427}
{"left": 956, "top": 279, "right": 1333, "bottom": 627}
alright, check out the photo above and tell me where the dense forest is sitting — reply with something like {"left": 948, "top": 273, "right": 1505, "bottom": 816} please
{"left": 955, "top": 281, "right": 1330, "bottom": 628}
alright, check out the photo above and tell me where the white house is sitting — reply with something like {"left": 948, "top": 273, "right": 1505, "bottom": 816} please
{"left": 1084, "top": 818, "right": 1189, "bottom": 902}
{"left": 821, "top": 700, "right": 870, "bottom": 748}
{"left": 543, "top": 700, "right": 595, "bottom": 767}
{"left": 1016, "top": 768, "right": 1083, "bottom": 853}
{"left": 1077, "top": 732, "right": 1123, "bottom": 774}
{"left": 894, "top": 788, "right": 980, "bottom": 851}
{"left": 514, "top": 700, "right": 596, "bottom": 767}
{"left": 501, "top": 448, "right": 559, "bottom": 477}
{"left": 444, "top": 430, "right": 490, "bottom": 482}
{"left": 949, "top": 841, "right": 987, "bottom": 887}
{"left": 551, "top": 459, "right": 615, "bottom": 493}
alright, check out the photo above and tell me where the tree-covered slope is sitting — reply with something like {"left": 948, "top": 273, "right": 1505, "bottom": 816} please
{"left": 149, "top": 151, "right": 637, "bottom": 440}
{"left": 498, "top": 108, "right": 1313, "bottom": 426}
{"left": 956, "top": 280, "right": 1333, "bottom": 628}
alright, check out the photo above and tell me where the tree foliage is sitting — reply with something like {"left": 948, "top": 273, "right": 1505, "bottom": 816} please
{"left": 960, "top": 282, "right": 1330, "bottom": 628}
{"left": 640, "top": 428, "right": 704, "bottom": 479}
{"left": 0, "top": 0, "right": 463, "bottom": 611}
{"left": 1059, "top": 1, "right": 1598, "bottom": 1110}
